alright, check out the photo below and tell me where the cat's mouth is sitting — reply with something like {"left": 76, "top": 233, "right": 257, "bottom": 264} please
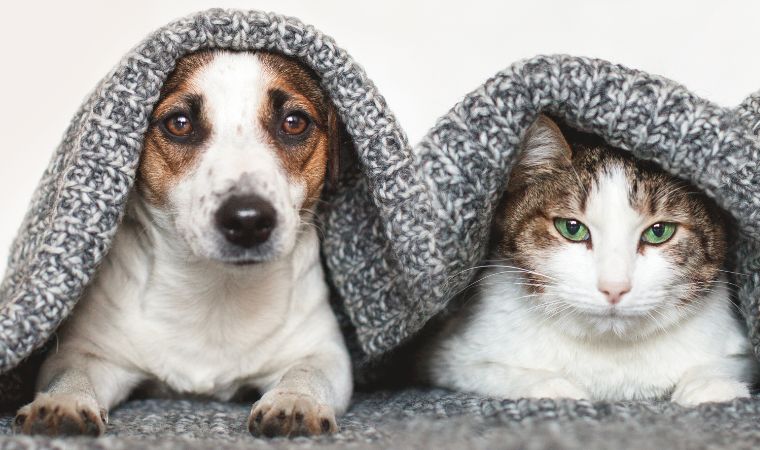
{"left": 567, "top": 302, "right": 654, "bottom": 319}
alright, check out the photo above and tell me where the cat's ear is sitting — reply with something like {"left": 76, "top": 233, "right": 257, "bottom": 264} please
{"left": 508, "top": 115, "right": 572, "bottom": 191}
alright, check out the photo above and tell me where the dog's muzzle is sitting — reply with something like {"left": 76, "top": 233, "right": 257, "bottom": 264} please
{"left": 215, "top": 194, "right": 277, "bottom": 249}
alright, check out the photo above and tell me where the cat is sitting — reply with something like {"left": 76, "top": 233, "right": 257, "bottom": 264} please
{"left": 420, "top": 115, "right": 758, "bottom": 405}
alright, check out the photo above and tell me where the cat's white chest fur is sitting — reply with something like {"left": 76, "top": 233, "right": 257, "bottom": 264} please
{"left": 428, "top": 268, "right": 755, "bottom": 403}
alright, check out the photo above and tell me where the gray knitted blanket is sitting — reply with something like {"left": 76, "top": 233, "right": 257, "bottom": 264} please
{"left": 2, "top": 8, "right": 760, "bottom": 449}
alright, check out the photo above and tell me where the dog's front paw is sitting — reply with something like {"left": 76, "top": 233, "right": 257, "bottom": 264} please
{"left": 247, "top": 390, "right": 338, "bottom": 438}
{"left": 14, "top": 393, "right": 106, "bottom": 436}
{"left": 526, "top": 377, "right": 588, "bottom": 400}
{"left": 671, "top": 377, "right": 749, "bottom": 407}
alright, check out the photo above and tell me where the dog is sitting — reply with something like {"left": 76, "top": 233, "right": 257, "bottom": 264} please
{"left": 14, "top": 50, "right": 353, "bottom": 438}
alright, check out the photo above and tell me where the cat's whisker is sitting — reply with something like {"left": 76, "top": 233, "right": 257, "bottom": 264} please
{"left": 533, "top": 303, "right": 568, "bottom": 327}
{"left": 692, "top": 279, "right": 740, "bottom": 288}
{"left": 511, "top": 282, "right": 556, "bottom": 289}
{"left": 552, "top": 304, "right": 582, "bottom": 331}
{"left": 526, "top": 299, "right": 568, "bottom": 315}
{"left": 451, "top": 270, "right": 554, "bottom": 298}
{"left": 644, "top": 311, "right": 662, "bottom": 332}
{"left": 478, "top": 266, "right": 554, "bottom": 283}
{"left": 717, "top": 269, "right": 751, "bottom": 278}
{"left": 480, "top": 260, "right": 557, "bottom": 279}
{"left": 649, "top": 306, "right": 675, "bottom": 333}
{"left": 452, "top": 262, "right": 557, "bottom": 282}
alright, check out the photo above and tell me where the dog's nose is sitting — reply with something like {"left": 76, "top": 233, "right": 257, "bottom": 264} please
{"left": 215, "top": 195, "right": 277, "bottom": 248}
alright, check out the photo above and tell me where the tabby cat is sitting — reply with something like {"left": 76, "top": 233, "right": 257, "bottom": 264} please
{"left": 422, "top": 115, "right": 757, "bottom": 405}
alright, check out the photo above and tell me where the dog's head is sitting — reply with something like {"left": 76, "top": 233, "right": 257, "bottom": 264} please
{"left": 138, "top": 50, "right": 345, "bottom": 264}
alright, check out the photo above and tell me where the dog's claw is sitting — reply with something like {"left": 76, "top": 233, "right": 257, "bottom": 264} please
{"left": 247, "top": 391, "right": 338, "bottom": 438}
{"left": 14, "top": 393, "right": 106, "bottom": 437}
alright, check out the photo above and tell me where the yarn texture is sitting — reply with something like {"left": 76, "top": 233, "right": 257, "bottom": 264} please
{"left": 1, "top": 8, "right": 760, "bottom": 449}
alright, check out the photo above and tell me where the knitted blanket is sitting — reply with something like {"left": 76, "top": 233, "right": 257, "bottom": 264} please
{"left": 2, "top": 8, "right": 760, "bottom": 449}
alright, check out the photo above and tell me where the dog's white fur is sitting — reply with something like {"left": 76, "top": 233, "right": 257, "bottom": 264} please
{"left": 427, "top": 169, "right": 757, "bottom": 405}
{"left": 17, "top": 52, "right": 352, "bottom": 436}
{"left": 173, "top": 54, "right": 303, "bottom": 263}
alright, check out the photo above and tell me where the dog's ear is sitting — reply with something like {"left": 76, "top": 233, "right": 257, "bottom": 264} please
{"left": 326, "top": 104, "right": 352, "bottom": 191}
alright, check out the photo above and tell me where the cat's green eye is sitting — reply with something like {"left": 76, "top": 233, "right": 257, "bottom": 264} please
{"left": 554, "top": 218, "right": 590, "bottom": 242}
{"left": 641, "top": 222, "right": 677, "bottom": 245}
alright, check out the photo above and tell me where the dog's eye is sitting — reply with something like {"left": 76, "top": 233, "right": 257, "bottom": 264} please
{"left": 164, "top": 114, "right": 194, "bottom": 137}
{"left": 281, "top": 113, "right": 310, "bottom": 135}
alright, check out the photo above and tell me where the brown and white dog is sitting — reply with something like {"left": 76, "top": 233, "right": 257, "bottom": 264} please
{"left": 14, "top": 51, "right": 352, "bottom": 438}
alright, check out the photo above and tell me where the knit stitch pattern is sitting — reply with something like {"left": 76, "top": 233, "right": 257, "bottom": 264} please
{"left": 2, "top": 391, "right": 760, "bottom": 449}
{"left": 1, "top": 8, "right": 760, "bottom": 449}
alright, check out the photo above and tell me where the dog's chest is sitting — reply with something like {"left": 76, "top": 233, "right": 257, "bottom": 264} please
{"left": 127, "top": 268, "right": 299, "bottom": 398}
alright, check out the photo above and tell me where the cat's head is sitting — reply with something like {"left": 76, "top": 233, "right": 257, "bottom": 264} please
{"left": 493, "top": 115, "right": 728, "bottom": 339}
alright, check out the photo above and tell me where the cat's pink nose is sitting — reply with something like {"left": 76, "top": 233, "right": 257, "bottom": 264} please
{"left": 598, "top": 281, "right": 632, "bottom": 305}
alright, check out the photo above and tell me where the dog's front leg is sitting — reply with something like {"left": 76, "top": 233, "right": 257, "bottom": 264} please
{"left": 14, "top": 353, "right": 141, "bottom": 436}
{"left": 247, "top": 353, "right": 352, "bottom": 438}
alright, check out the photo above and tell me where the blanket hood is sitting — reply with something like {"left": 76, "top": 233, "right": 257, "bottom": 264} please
{"left": 329, "top": 54, "right": 760, "bottom": 359}
{"left": 0, "top": 8, "right": 414, "bottom": 375}
{"left": 1, "top": 10, "right": 760, "bottom": 398}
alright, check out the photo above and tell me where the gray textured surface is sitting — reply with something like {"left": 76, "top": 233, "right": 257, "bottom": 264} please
{"left": 2, "top": 390, "right": 760, "bottom": 449}
{"left": 2, "top": 7, "right": 760, "bottom": 449}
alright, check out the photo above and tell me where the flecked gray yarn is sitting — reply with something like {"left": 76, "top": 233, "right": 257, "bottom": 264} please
{"left": 326, "top": 52, "right": 760, "bottom": 360}
{"left": 0, "top": 8, "right": 411, "bottom": 372}
{"left": 2, "top": 391, "right": 760, "bottom": 449}
{"left": 2, "top": 7, "right": 760, "bottom": 449}
{"left": 2, "top": 7, "right": 760, "bottom": 373}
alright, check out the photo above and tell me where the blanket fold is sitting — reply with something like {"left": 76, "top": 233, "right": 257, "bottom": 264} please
{"left": 333, "top": 54, "right": 760, "bottom": 358}
{"left": 0, "top": 8, "right": 410, "bottom": 374}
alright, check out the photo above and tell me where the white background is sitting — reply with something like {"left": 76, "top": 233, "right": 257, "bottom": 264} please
{"left": 0, "top": 0, "right": 758, "bottom": 272}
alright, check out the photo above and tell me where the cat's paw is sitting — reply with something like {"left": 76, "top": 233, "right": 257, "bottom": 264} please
{"left": 671, "top": 377, "right": 749, "bottom": 407}
{"left": 526, "top": 377, "right": 588, "bottom": 400}
{"left": 14, "top": 393, "right": 106, "bottom": 436}
{"left": 247, "top": 390, "right": 338, "bottom": 438}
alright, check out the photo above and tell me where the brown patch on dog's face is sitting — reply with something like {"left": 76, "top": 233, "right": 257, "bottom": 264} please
{"left": 257, "top": 52, "right": 342, "bottom": 210}
{"left": 139, "top": 50, "right": 344, "bottom": 209}
{"left": 138, "top": 51, "right": 214, "bottom": 205}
